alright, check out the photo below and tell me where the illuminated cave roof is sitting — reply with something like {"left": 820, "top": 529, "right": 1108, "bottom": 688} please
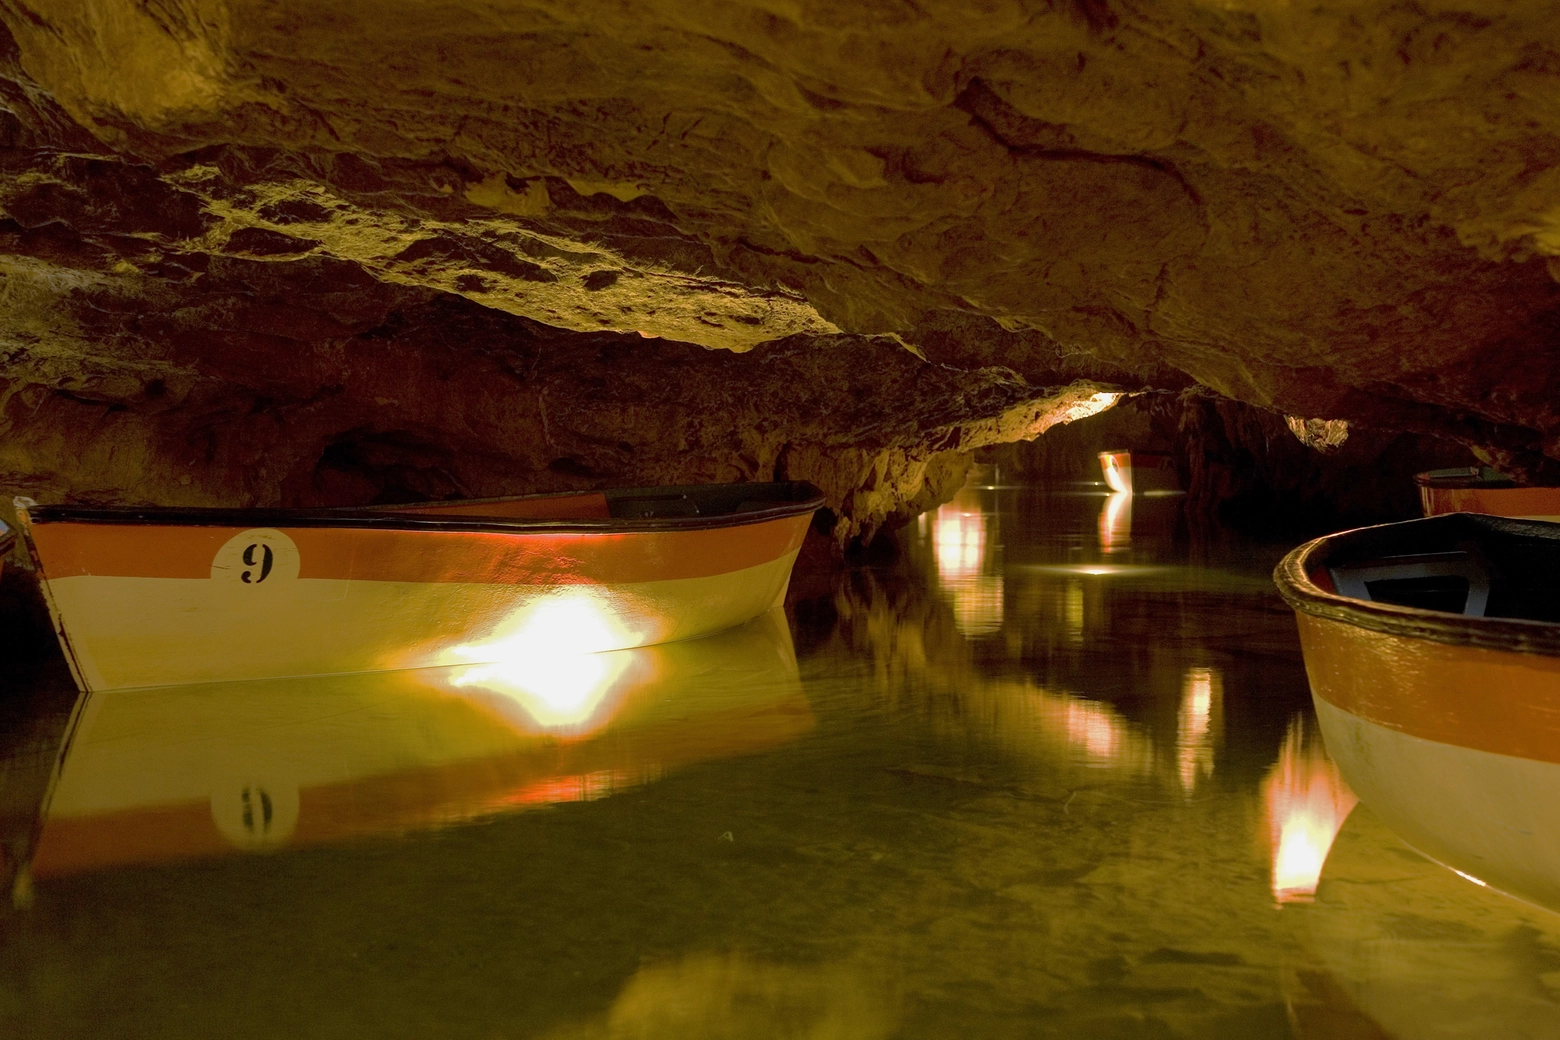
{"left": 0, "top": 1, "right": 1556, "bottom": 533}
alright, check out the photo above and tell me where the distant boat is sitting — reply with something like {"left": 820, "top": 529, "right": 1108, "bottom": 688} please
{"left": 29, "top": 609, "right": 809, "bottom": 875}
{"left": 1275, "top": 512, "right": 1560, "bottom": 912}
{"left": 0, "top": 516, "right": 12, "bottom": 580}
{"left": 14, "top": 482, "right": 824, "bottom": 692}
{"left": 1416, "top": 466, "right": 1560, "bottom": 520}
{"left": 1098, "top": 450, "right": 1180, "bottom": 494}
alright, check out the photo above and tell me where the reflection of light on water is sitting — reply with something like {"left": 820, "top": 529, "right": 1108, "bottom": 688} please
{"left": 449, "top": 650, "right": 632, "bottom": 731}
{"left": 1263, "top": 718, "right": 1357, "bottom": 904}
{"left": 1099, "top": 491, "right": 1132, "bottom": 553}
{"left": 1176, "top": 667, "right": 1222, "bottom": 792}
{"left": 1064, "top": 579, "right": 1085, "bottom": 646}
{"left": 1063, "top": 696, "right": 1123, "bottom": 762}
{"left": 932, "top": 494, "right": 1003, "bottom": 635}
{"left": 951, "top": 575, "right": 1004, "bottom": 635}
{"left": 933, "top": 500, "right": 986, "bottom": 583}
{"left": 446, "top": 590, "right": 641, "bottom": 731}
{"left": 1024, "top": 564, "right": 1170, "bottom": 578}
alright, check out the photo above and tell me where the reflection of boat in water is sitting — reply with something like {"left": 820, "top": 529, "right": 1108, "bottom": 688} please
{"left": 1098, "top": 450, "right": 1180, "bottom": 494}
{"left": 15, "top": 481, "right": 822, "bottom": 691}
{"left": 30, "top": 609, "right": 809, "bottom": 875}
{"left": 1417, "top": 467, "right": 1560, "bottom": 521}
{"left": 1275, "top": 513, "right": 1560, "bottom": 912}
{"left": 1286, "top": 802, "right": 1560, "bottom": 1038}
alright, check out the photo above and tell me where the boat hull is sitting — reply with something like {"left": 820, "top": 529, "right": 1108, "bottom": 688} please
{"left": 19, "top": 487, "right": 818, "bottom": 691}
{"left": 1296, "top": 608, "right": 1560, "bottom": 912}
{"left": 1420, "top": 482, "right": 1560, "bottom": 520}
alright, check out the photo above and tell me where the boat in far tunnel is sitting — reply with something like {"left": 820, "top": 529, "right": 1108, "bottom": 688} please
{"left": 0, "top": 516, "right": 13, "bottom": 581}
{"left": 14, "top": 481, "right": 824, "bottom": 692}
{"left": 1416, "top": 466, "right": 1560, "bottom": 520}
{"left": 1275, "top": 512, "right": 1560, "bottom": 914}
{"left": 1097, "top": 450, "right": 1181, "bottom": 494}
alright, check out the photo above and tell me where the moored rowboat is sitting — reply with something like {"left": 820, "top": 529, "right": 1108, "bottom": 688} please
{"left": 1416, "top": 466, "right": 1560, "bottom": 520}
{"left": 1098, "top": 450, "right": 1180, "bottom": 494}
{"left": 1275, "top": 512, "right": 1560, "bottom": 912}
{"left": 15, "top": 482, "right": 824, "bottom": 692}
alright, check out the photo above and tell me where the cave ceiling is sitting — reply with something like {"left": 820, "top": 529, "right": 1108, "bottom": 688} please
{"left": 0, "top": 0, "right": 1558, "bottom": 536}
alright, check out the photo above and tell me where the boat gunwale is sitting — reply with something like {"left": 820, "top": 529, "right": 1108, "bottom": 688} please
{"left": 1274, "top": 513, "right": 1560, "bottom": 657}
{"left": 1413, "top": 467, "right": 1555, "bottom": 491}
{"left": 21, "top": 482, "right": 827, "bottom": 536}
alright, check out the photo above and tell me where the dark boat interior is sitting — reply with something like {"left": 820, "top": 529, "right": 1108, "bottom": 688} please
{"left": 1316, "top": 513, "right": 1560, "bottom": 623}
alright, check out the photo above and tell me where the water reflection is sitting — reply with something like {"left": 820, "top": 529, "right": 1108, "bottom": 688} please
{"left": 929, "top": 487, "right": 1004, "bottom": 635}
{"left": 1176, "top": 666, "right": 1222, "bottom": 793}
{"left": 1288, "top": 802, "right": 1560, "bottom": 1037}
{"left": 1264, "top": 717, "right": 1358, "bottom": 905}
{"left": 5, "top": 481, "right": 1526, "bottom": 1039}
{"left": 29, "top": 610, "right": 806, "bottom": 876}
{"left": 1098, "top": 490, "right": 1132, "bottom": 553}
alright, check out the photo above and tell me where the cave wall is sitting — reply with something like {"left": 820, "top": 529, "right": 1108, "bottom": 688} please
{"left": 0, "top": 0, "right": 1557, "bottom": 532}
{"left": 983, "top": 393, "right": 1475, "bottom": 534}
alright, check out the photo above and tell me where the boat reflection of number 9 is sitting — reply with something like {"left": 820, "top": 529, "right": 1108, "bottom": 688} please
{"left": 30, "top": 609, "right": 810, "bottom": 876}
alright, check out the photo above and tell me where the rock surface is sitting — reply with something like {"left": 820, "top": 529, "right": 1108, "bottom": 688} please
{"left": 0, "top": 0, "right": 1558, "bottom": 530}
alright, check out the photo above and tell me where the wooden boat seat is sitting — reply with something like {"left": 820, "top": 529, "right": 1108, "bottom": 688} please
{"left": 1328, "top": 550, "right": 1492, "bottom": 618}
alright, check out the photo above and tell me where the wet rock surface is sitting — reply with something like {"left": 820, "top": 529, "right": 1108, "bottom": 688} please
{"left": 0, "top": 1, "right": 1557, "bottom": 527}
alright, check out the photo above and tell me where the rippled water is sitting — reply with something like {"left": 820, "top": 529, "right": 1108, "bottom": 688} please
{"left": 3, "top": 482, "right": 1559, "bottom": 1038}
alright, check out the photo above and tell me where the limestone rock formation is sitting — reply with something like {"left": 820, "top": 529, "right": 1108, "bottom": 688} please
{"left": 0, "top": 0, "right": 1557, "bottom": 533}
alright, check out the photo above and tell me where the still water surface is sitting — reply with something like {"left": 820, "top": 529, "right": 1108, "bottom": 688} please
{"left": 3, "top": 483, "right": 1560, "bottom": 1038}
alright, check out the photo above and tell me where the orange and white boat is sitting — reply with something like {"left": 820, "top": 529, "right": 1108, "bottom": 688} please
{"left": 1416, "top": 466, "right": 1560, "bottom": 520}
{"left": 1275, "top": 512, "right": 1560, "bottom": 912}
{"left": 29, "top": 608, "right": 809, "bottom": 875}
{"left": 14, "top": 482, "right": 823, "bottom": 692}
{"left": 1098, "top": 450, "right": 1180, "bottom": 494}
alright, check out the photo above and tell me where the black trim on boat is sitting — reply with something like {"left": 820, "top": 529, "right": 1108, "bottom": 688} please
{"left": 23, "top": 481, "right": 827, "bottom": 535}
{"left": 0, "top": 517, "right": 13, "bottom": 556}
{"left": 1275, "top": 513, "right": 1560, "bottom": 656}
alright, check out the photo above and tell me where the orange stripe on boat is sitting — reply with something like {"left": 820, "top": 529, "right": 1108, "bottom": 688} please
{"left": 31, "top": 801, "right": 228, "bottom": 875}
{"left": 1421, "top": 485, "right": 1560, "bottom": 518}
{"left": 1296, "top": 611, "right": 1560, "bottom": 764}
{"left": 30, "top": 514, "right": 808, "bottom": 583}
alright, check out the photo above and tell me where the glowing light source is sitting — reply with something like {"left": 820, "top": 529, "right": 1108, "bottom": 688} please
{"left": 1262, "top": 718, "right": 1357, "bottom": 904}
{"left": 1064, "top": 579, "right": 1085, "bottom": 646}
{"left": 1101, "top": 453, "right": 1131, "bottom": 494}
{"left": 445, "top": 590, "right": 642, "bottom": 732}
{"left": 449, "top": 651, "right": 633, "bottom": 731}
